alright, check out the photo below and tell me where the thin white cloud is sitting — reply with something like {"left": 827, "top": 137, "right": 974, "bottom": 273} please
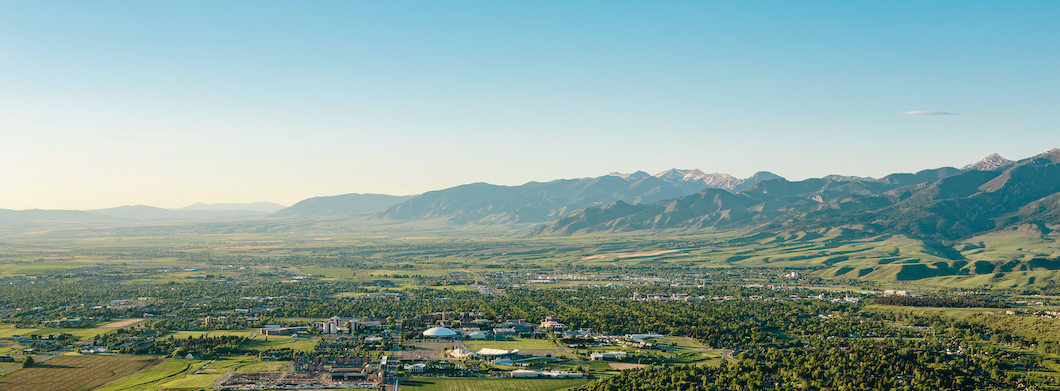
{"left": 900, "top": 110, "right": 955, "bottom": 115}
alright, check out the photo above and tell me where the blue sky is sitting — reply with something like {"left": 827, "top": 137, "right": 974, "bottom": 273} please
{"left": 1, "top": 1, "right": 1058, "bottom": 209}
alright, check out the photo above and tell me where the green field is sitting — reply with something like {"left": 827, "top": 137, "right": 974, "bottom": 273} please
{"left": 464, "top": 337, "right": 558, "bottom": 351}
{"left": 0, "top": 355, "right": 161, "bottom": 391}
{"left": 198, "top": 355, "right": 290, "bottom": 373}
{"left": 0, "top": 326, "right": 39, "bottom": 339}
{"left": 164, "top": 330, "right": 253, "bottom": 339}
{"left": 156, "top": 373, "right": 221, "bottom": 389}
{"left": 4, "top": 219, "right": 1060, "bottom": 289}
{"left": 95, "top": 358, "right": 202, "bottom": 391}
{"left": 401, "top": 377, "right": 588, "bottom": 391}
{"left": 240, "top": 335, "right": 319, "bottom": 352}
{"left": 90, "top": 356, "right": 287, "bottom": 391}
{"left": 0, "top": 324, "right": 123, "bottom": 340}
{"left": 25, "top": 327, "right": 113, "bottom": 339}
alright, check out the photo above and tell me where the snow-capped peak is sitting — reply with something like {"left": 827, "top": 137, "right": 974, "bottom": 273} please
{"left": 822, "top": 174, "right": 876, "bottom": 182}
{"left": 962, "top": 153, "right": 1014, "bottom": 171}
{"left": 606, "top": 169, "right": 785, "bottom": 193}
{"left": 607, "top": 171, "right": 651, "bottom": 181}
{"left": 654, "top": 168, "right": 707, "bottom": 180}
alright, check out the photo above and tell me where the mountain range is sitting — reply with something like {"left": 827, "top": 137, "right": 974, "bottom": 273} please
{"left": 2, "top": 150, "right": 1056, "bottom": 244}
{"left": 373, "top": 171, "right": 780, "bottom": 224}
{"left": 535, "top": 149, "right": 1060, "bottom": 241}
{"left": 272, "top": 194, "right": 413, "bottom": 218}
{"left": 0, "top": 202, "right": 287, "bottom": 224}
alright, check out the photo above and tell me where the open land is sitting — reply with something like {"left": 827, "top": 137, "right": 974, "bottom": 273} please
{"left": 0, "top": 355, "right": 161, "bottom": 391}
{"left": 1, "top": 220, "right": 1060, "bottom": 389}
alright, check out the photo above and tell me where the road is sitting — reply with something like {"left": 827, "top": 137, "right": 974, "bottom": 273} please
{"left": 382, "top": 319, "right": 403, "bottom": 391}
{"left": 553, "top": 339, "right": 588, "bottom": 372}
{"left": 681, "top": 336, "right": 737, "bottom": 363}
{"left": 0, "top": 354, "right": 55, "bottom": 375}
{"left": 464, "top": 270, "right": 505, "bottom": 296}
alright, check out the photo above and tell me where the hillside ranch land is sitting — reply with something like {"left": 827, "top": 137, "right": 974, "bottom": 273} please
{"left": 2, "top": 221, "right": 1059, "bottom": 289}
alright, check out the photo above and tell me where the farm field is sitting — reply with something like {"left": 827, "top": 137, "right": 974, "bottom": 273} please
{"left": 0, "top": 355, "right": 161, "bottom": 391}
{"left": 91, "top": 356, "right": 287, "bottom": 391}
{"left": 401, "top": 377, "right": 588, "bottom": 391}
{"left": 94, "top": 358, "right": 202, "bottom": 391}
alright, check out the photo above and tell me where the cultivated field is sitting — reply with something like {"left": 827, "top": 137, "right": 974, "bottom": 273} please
{"left": 0, "top": 355, "right": 161, "bottom": 391}
{"left": 94, "top": 358, "right": 200, "bottom": 391}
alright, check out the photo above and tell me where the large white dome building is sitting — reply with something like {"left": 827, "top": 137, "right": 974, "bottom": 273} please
{"left": 422, "top": 326, "right": 458, "bottom": 338}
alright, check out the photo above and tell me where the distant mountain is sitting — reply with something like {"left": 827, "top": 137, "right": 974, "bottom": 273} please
{"left": 875, "top": 167, "right": 962, "bottom": 187}
{"left": 0, "top": 209, "right": 116, "bottom": 223}
{"left": 612, "top": 169, "right": 782, "bottom": 193}
{"left": 272, "top": 193, "right": 413, "bottom": 218}
{"left": 375, "top": 177, "right": 686, "bottom": 224}
{"left": 89, "top": 205, "right": 268, "bottom": 220}
{"left": 178, "top": 202, "right": 286, "bottom": 213}
{"left": 822, "top": 175, "right": 876, "bottom": 182}
{"left": 534, "top": 150, "right": 1060, "bottom": 240}
{"left": 375, "top": 170, "right": 785, "bottom": 225}
{"left": 962, "top": 153, "right": 1015, "bottom": 171}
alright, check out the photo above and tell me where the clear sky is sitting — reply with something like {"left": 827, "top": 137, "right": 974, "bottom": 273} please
{"left": 2, "top": 1, "right": 1058, "bottom": 210}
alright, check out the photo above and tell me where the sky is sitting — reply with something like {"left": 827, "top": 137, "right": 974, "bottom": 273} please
{"left": 1, "top": 1, "right": 1058, "bottom": 210}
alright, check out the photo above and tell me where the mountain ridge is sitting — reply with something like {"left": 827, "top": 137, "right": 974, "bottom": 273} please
{"left": 374, "top": 170, "right": 787, "bottom": 225}
{"left": 272, "top": 193, "right": 413, "bottom": 218}
{"left": 534, "top": 150, "right": 1060, "bottom": 240}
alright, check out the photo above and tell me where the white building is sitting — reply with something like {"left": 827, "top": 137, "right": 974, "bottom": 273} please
{"left": 540, "top": 371, "right": 585, "bottom": 378}
{"left": 590, "top": 351, "right": 627, "bottom": 361}
{"left": 423, "top": 327, "right": 458, "bottom": 339}
{"left": 449, "top": 347, "right": 520, "bottom": 360}
{"left": 512, "top": 369, "right": 539, "bottom": 378}
{"left": 404, "top": 363, "right": 427, "bottom": 374}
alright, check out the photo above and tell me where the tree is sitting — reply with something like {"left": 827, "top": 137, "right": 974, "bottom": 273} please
{"left": 22, "top": 357, "right": 34, "bottom": 368}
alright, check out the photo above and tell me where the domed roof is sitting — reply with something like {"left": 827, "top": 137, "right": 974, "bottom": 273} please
{"left": 423, "top": 327, "right": 457, "bottom": 337}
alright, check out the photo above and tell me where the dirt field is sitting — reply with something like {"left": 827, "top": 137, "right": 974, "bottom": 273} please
{"left": 608, "top": 363, "right": 647, "bottom": 370}
{"left": 0, "top": 355, "right": 162, "bottom": 391}
{"left": 406, "top": 340, "right": 465, "bottom": 360}
{"left": 101, "top": 318, "right": 145, "bottom": 328}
